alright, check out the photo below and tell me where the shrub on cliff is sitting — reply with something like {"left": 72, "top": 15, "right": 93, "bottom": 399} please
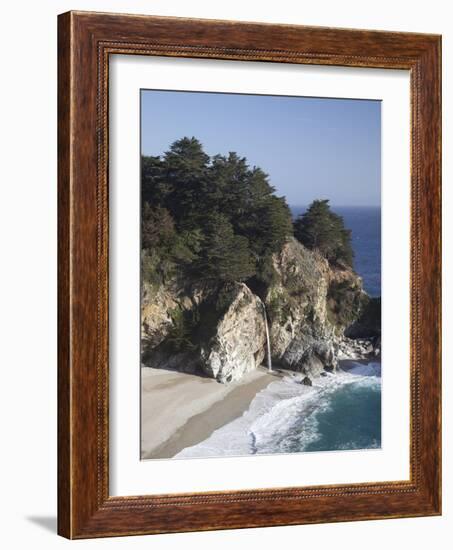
{"left": 327, "top": 279, "right": 365, "bottom": 327}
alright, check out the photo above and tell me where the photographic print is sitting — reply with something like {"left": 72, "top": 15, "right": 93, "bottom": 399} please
{"left": 140, "top": 90, "right": 381, "bottom": 460}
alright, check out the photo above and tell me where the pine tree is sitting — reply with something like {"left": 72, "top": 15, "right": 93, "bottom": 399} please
{"left": 294, "top": 200, "right": 353, "bottom": 266}
{"left": 197, "top": 213, "right": 256, "bottom": 282}
{"left": 162, "top": 137, "right": 210, "bottom": 229}
{"left": 141, "top": 203, "right": 175, "bottom": 250}
{"left": 257, "top": 195, "right": 294, "bottom": 253}
{"left": 233, "top": 167, "right": 293, "bottom": 258}
{"left": 208, "top": 152, "right": 250, "bottom": 218}
{"left": 142, "top": 154, "right": 173, "bottom": 208}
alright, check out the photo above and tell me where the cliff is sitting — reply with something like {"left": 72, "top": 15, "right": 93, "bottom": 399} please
{"left": 264, "top": 238, "right": 368, "bottom": 375}
{"left": 141, "top": 237, "right": 374, "bottom": 382}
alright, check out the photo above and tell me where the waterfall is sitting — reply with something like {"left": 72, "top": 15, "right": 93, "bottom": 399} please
{"left": 262, "top": 303, "right": 272, "bottom": 372}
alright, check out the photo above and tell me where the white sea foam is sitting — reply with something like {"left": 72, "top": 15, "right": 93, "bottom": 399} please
{"left": 175, "top": 362, "right": 381, "bottom": 459}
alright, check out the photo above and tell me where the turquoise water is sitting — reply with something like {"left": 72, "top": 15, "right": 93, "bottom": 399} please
{"left": 299, "top": 374, "right": 381, "bottom": 452}
{"left": 176, "top": 362, "right": 381, "bottom": 458}
{"left": 249, "top": 362, "right": 382, "bottom": 455}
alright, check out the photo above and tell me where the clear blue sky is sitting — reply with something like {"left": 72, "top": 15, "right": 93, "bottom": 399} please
{"left": 141, "top": 90, "right": 381, "bottom": 207}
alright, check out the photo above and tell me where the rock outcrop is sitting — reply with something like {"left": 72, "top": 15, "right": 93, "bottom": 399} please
{"left": 141, "top": 237, "right": 378, "bottom": 382}
{"left": 345, "top": 297, "right": 381, "bottom": 339}
{"left": 142, "top": 281, "right": 266, "bottom": 382}
{"left": 264, "top": 238, "right": 368, "bottom": 377}
{"left": 141, "top": 282, "right": 180, "bottom": 349}
{"left": 141, "top": 278, "right": 217, "bottom": 352}
{"left": 200, "top": 283, "right": 266, "bottom": 383}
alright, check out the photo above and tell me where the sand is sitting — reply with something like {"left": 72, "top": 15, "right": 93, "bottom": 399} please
{"left": 141, "top": 366, "right": 279, "bottom": 459}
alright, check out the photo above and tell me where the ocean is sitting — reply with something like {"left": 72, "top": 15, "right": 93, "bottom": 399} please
{"left": 176, "top": 363, "right": 381, "bottom": 458}
{"left": 176, "top": 206, "right": 382, "bottom": 458}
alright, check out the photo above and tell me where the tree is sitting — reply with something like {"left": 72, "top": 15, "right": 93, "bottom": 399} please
{"left": 256, "top": 195, "right": 294, "bottom": 254}
{"left": 208, "top": 152, "right": 250, "bottom": 217}
{"left": 141, "top": 204, "right": 175, "bottom": 250}
{"left": 162, "top": 137, "right": 210, "bottom": 229}
{"left": 141, "top": 155, "right": 166, "bottom": 205}
{"left": 294, "top": 200, "right": 353, "bottom": 266}
{"left": 197, "top": 213, "right": 256, "bottom": 282}
{"left": 231, "top": 166, "right": 293, "bottom": 259}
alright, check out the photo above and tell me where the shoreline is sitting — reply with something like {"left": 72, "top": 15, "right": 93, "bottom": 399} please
{"left": 141, "top": 365, "right": 280, "bottom": 459}
{"left": 171, "top": 359, "right": 382, "bottom": 459}
{"left": 141, "top": 358, "right": 381, "bottom": 460}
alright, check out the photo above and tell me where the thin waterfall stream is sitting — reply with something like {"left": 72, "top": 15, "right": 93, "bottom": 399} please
{"left": 262, "top": 303, "right": 273, "bottom": 372}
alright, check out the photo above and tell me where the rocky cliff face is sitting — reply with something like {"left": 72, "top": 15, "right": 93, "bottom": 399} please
{"left": 141, "top": 237, "right": 373, "bottom": 382}
{"left": 200, "top": 284, "right": 266, "bottom": 383}
{"left": 264, "top": 238, "right": 368, "bottom": 376}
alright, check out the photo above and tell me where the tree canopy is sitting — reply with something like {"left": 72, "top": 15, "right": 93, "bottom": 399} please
{"left": 142, "top": 138, "right": 354, "bottom": 288}
{"left": 141, "top": 137, "right": 293, "bottom": 285}
{"left": 293, "top": 199, "right": 354, "bottom": 267}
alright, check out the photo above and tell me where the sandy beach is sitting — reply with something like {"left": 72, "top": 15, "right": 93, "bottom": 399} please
{"left": 141, "top": 366, "right": 279, "bottom": 459}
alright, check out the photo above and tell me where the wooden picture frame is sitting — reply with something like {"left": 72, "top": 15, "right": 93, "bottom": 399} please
{"left": 58, "top": 10, "right": 441, "bottom": 539}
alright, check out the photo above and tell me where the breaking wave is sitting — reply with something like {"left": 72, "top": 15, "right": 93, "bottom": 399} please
{"left": 175, "top": 361, "right": 381, "bottom": 459}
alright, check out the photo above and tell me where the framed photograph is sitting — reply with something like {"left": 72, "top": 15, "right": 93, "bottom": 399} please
{"left": 58, "top": 11, "right": 441, "bottom": 539}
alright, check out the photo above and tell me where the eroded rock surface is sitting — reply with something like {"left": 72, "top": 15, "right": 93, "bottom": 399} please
{"left": 141, "top": 238, "right": 378, "bottom": 382}
{"left": 264, "top": 238, "right": 368, "bottom": 377}
{"left": 200, "top": 283, "right": 266, "bottom": 383}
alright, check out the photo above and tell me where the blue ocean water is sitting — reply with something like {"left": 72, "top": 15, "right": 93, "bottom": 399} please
{"left": 291, "top": 206, "right": 381, "bottom": 297}
{"left": 175, "top": 363, "right": 381, "bottom": 458}
{"left": 298, "top": 364, "right": 381, "bottom": 453}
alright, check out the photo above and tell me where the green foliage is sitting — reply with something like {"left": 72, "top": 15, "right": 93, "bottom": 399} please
{"left": 196, "top": 213, "right": 256, "bottom": 282}
{"left": 171, "top": 229, "right": 204, "bottom": 265}
{"left": 166, "top": 308, "right": 200, "bottom": 352}
{"left": 255, "top": 196, "right": 294, "bottom": 254}
{"left": 294, "top": 200, "right": 354, "bottom": 267}
{"left": 141, "top": 139, "right": 357, "bottom": 290}
{"left": 141, "top": 137, "right": 293, "bottom": 286}
{"left": 141, "top": 250, "right": 161, "bottom": 287}
{"left": 327, "top": 279, "right": 363, "bottom": 326}
{"left": 141, "top": 203, "right": 175, "bottom": 250}
{"left": 254, "top": 253, "right": 278, "bottom": 286}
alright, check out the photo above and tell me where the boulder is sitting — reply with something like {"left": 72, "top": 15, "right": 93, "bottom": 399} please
{"left": 200, "top": 283, "right": 266, "bottom": 383}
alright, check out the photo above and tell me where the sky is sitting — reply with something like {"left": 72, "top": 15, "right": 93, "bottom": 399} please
{"left": 141, "top": 90, "right": 381, "bottom": 207}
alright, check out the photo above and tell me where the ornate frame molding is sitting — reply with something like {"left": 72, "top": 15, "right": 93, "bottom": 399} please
{"left": 58, "top": 11, "right": 441, "bottom": 538}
